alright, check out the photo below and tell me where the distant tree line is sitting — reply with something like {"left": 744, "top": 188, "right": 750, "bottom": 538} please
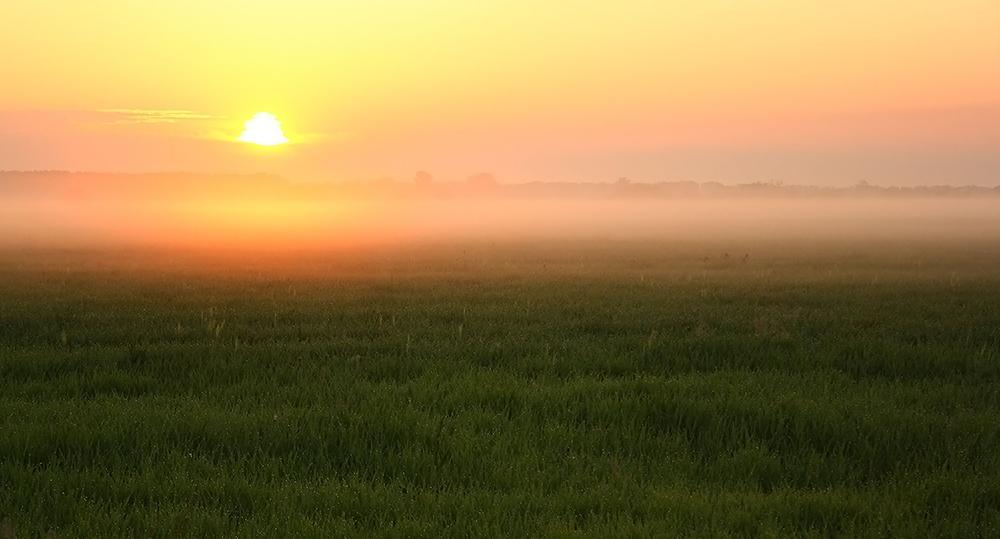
{"left": 2, "top": 171, "right": 998, "bottom": 200}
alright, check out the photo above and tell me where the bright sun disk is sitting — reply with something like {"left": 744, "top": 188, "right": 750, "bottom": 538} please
{"left": 238, "top": 112, "right": 288, "bottom": 146}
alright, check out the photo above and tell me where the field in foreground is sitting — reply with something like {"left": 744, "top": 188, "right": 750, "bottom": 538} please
{"left": 1, "top": 240, "right": 999, "bottom": 537}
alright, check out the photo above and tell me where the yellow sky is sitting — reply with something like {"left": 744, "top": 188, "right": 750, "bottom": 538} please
{"left": 2, "top": 0, "right": 999, "bottom": 184}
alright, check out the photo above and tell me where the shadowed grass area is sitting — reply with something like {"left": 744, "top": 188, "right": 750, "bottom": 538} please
{"left": 1, "top": 240, "right": 999, "bottom": 536}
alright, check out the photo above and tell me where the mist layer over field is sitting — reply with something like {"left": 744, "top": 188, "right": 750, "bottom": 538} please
{"left": 2, "top": 173, "right": 999, "bottom": 249}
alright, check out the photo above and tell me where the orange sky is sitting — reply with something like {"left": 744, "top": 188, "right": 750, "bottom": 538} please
{"left": 2, "top": 1, "right": 999, "bottom": 185}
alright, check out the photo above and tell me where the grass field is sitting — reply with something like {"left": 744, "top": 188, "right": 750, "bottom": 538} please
{"left": 2, "top": 240, "right": 999, "bottom": 536}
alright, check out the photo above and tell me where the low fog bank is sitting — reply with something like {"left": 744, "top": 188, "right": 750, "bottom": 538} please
{"left": 4, "top": 198, "right": 999, "bottom": 249}
{"left": 2, "top": 172, "right": 1000, "bottom": 248}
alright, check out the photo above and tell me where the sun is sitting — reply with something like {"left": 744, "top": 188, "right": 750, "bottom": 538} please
{"left": 238, "top": 112, "right": 289, "bottom": 146}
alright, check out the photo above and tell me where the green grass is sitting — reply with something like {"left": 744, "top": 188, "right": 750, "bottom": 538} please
{"left": 1, "top": 240, "right": 999, "bottom": 537}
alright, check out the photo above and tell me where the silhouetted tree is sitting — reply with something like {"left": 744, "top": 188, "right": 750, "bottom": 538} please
{"left": 414, "top": 170, "right": 433, "bottom": 187}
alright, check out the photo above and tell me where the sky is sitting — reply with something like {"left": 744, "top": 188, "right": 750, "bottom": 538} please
{"left": 2, "top": 0, "right": 999, "bottom": 185}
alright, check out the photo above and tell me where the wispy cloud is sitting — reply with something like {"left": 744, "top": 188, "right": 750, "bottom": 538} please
{"left": 98, "top": 109, "right": 222, "bottom": 124}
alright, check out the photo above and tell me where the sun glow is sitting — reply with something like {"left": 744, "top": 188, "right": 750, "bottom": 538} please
{"left": 238, "top": 112, "right": 288, "bottom": 146}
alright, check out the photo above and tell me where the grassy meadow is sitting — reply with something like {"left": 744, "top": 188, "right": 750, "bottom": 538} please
{"left": 1, "top": 240, "right": 999, "bottom": 536}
